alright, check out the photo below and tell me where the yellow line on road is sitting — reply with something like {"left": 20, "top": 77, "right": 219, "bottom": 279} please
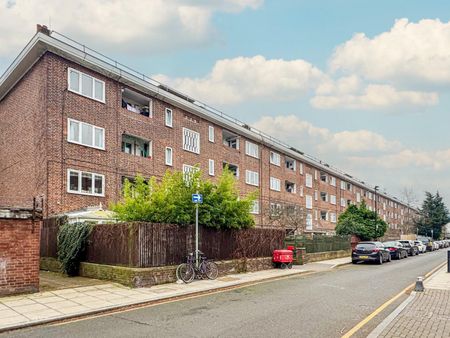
{"left": 341, "top": 261, "right": 447, "bottom": 338}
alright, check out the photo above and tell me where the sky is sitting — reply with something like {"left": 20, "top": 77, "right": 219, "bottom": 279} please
{"left": 1, "top": 0, "right": 450, "bottom": 207}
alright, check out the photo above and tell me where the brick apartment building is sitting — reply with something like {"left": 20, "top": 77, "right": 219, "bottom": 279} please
{"left": 0, "top": 26, "right": 416, "bottom": 234}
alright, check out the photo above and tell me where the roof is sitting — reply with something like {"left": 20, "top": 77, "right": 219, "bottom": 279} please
{"left": 0, "top": 29, "right": 414, "bottom": 210}
{"left": 58, "top": 205, "right": 117, "bottom": 221}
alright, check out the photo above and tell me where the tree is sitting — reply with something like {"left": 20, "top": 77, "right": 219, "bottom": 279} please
{"left": 335, "top": 200, "right": 388, "bottom": 240}
{"left": 262, "top": 203, "right": 306, "bottom": 235}
{"left": 400, "top": 187, "right": 419, "bottom": 235}
{"left": 111, "top": 168, "right": 257, "bottom": 230}
{"left": 416, "top": 191, "right": 450, "bottom": 239}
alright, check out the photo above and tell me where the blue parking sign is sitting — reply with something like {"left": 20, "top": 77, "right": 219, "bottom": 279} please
{"left": 192, "top": 194, "right": 203, "bottom": 203}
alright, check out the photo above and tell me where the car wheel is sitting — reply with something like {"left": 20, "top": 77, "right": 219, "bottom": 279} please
{"left": 352, "top": 260, "right": 358, "bottom": 264}
{"left": 378, "top": 254, "right": 383, "bottom": 265}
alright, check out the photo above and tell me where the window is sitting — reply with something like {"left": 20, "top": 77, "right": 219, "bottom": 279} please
{"left": 330, "top": 195, "right": 336, "bottom": 205}
{"left": 299, "top": 185, "right": 304, "bottom": 197}
{"left": 270, "top": 203, "right": 282, "bottom": 218}
{"left": 347, "top": 199, "right": 352, "bottom": 206}
{"left": 320, "top": 172, "right": 327, "bottom": 182}
{"left": 330, "top": 176, "right": 336, "bottom": 186}
{"left": 356, "top": 192, "right": 361, "bottom": 203}
{"left": 121, "top": 88, "right": 152, "bottom": 117}
{"left": 68, "top": 68, "right": 105, "bottom": 103}
{"left": 68, "top": 119, "right": 105, "bottom": 150}
{"left": 368, "top": 192, "right": 373, "bottom": 200}
{"left": 320, "top": 192, "right": 328, "bottom": 202}
{"left": 223, "top": 130, "right": 239, "bottom": 149}
{"left": 67, "top": 169, "right": 104, "bottom": 196}
{"left": 341, "top": 198, "right": 346, "bottom": 207}
{"left": 299, "top": 163, "right": 304, "bottom": 175}
{"left": 250, "top": 200, "right": 260, "bottom": 214}
{"left": 306, "top": 214, "right": 313, "bottom": 230}
{"left": 320, "top": 211, "right": 328, "bottom": 221}
{"left": 314, "top": 209, "right": 318, "bottom": 221}
{"left": 286, "top": 157, "right": 296, "bottom": 170}
{"left": 183, "top": 128, "right": 200, "bottom": 154}
{"left": 305, "top": 195, "right": 313, "bottom": 209}
{"left": 270, "top": 151, "right": 281, "bottom": 166}
{"left": 165, "top": 108, "right": 173, "bottom": 127}
{"left": 305, "top": 173, "right": 313, "bottom": 188}
{"left": 245, "top": 170, "right": 259, "bottom": 186}
{"left": 330, "top": 213, "right": 337, "bottom": 223}
{"left": 208, "top": 126, "right": 214, "bottom": 143}
{"left": 245, "top": 141, "right": 259, "bottom": 158}
{"left": 122, "top": 135, "right": 151, "bottom": 157}
{"left": 314, "top": 190, "right": 318, "bottom": 201}
{"left": 314, "top": 170, "right": 318, "bottom": 180}
{"left": 182, "top": 164, "right": 199, "bottom": 183}
{"left": 223, "top": 162, "right": 239, "bottom": 177}
{"left": 208, "top": 159, "right": 215, "bottom": 176}
{"left": 165, "top": 147, "right": 173, "bottom": 166}
{"left": 346, "top": 182, "right": 352, "bottom": 191}
{"left": 270, "top": 177, "right": 281, "bottom": 191}
{"left": 285, "top": 181, "right": 296, "bottom": 193}
{"left": 340, "top": 181, "right": 346, "bottom": 190}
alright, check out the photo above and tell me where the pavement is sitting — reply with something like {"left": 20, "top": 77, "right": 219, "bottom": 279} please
{"left": 369, "top": 262, "right": 450, "bottom": 338}
{"left": 0, "top": 257, "right": 350, "bottom": 333}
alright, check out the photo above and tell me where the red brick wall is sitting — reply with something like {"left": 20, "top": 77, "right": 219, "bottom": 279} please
{"left": 0, "top": 51, "right": 415, "bottom": 231}
{"left": 0, "top": 218, "right": 41, "bottom": 296}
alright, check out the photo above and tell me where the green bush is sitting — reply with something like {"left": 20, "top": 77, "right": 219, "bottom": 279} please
{"left": 57, "top": 222, "right": 93, "bottom": 276}
{"left": 335, "top": 201, "right": 387, "bottom": 240}
{"left": 111, "top": 168, "right": 257, "bottom": 229}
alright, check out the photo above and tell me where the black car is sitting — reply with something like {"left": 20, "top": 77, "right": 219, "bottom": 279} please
{"left": 352, "top": 241, "right": 391, "bottom": 264}
{"left": 398, "top": 240, "right": 418, "bottom": 256}
{"left": 382, "top": 241, "right": 408, "bottom": 260}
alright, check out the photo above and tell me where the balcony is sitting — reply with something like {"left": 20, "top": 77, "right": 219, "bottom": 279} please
{"left": 121, "top": 134, "right": 151, "bottom": 158}
{"left": 121, "top": 88, "right": 152, "bottom": 117}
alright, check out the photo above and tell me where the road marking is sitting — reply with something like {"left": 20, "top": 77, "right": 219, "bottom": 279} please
{"left": 341, "top": 260, "right": 447, "bottom": 338}
{"left": 50, "top": 271, "right": 317, "bottom": 328}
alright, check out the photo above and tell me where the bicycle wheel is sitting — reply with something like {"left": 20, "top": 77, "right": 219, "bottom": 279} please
{"left": 178, "top": 263, "right": 195, "bottom": 283}
{"left": 204, "top": 261, "right": 219, "bottom": 280}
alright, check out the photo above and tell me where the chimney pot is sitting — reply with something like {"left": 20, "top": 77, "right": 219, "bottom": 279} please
{"left": 36, "top": 24, "right": 50, "bottom": 36}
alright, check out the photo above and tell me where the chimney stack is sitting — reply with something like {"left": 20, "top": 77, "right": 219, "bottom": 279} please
{"left": 36, "top": 24, "right": 50, "bottom": 36}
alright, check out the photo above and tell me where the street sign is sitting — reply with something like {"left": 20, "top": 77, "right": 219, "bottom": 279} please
{"left": 192, "top": 193, "right": 203, "bottom": 204}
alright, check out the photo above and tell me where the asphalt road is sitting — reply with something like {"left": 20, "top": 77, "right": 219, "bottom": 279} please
{"left": 2, "top": 250, "right": 447, "bottom": 338}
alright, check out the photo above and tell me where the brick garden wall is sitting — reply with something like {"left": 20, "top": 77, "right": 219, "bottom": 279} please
{"left": 0, "top": 217, "right": 41, "bottom": 296}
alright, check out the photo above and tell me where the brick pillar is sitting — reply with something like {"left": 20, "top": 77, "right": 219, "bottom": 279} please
{"left": 0, "top": 208, "right": 42, "bottom": 296}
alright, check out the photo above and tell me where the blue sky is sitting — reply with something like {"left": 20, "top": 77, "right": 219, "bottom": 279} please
{"left": 1, "top": 0, "right": 450, "bottom": 206}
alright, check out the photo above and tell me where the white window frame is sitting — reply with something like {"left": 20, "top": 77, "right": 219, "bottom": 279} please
{"left": 320, "top": 211, "right": 328, "bottom": 221}
{"left": 209, "top": 159, "right": 215, "bottom": 176}
{"left": 330, "top": 195, "right": 336, "bottom": 205}
{"left": 340, "top": 181, "right": 346, "bottom": 190}
{"left": 330, "top": 212, "right": 337, "bottom": 223}
{"left": 305, "top": 195, "right": 313, "bottom": 209}
{"left": 68, "top": 68, "right": 105, "bottom": 103}
{"left": 341, "top": 198, "right": 346, "bottom": 207}
{"left": 67, "top": 118, "right": 105, "bottom": 150}
{"left": 245, "top": 141, "right": 259, "bottom": 159}
{"left": 250, "top": 200, "right": 260, "bottom": 214}
{"left": 245, "top": 170, "right": 259, "bottom": 186}
{"left": 182, "top": 127, "right": 200, "bottom": 154}
{"left": 299, "top": 185, "right": 304, "bottom": 197}
{"left": 208, "top": 126, "right": 215, "bottom": 143}
{"left": 306, "top": 213, "right": 313, "bottom": 230}
{"left": 270, "top": 177, "right": 281, "bottom": 191}
{"left": 270, "top": 151, "right": 281, "bottom": 166}
{"left": 314, "top": 190, "right": 318, "bottom": 201}
{"left": 356, "top": 192, "right": 361, "bottom": 203}
{"left": 314, "top": 170, "right": 318, "bottom": 180}
{"left": 299, "top": 163, "right": 304, "bottom": 175}
{"left": 305, "top": 173, "right": 313, "bottom": 188}
{"left": 165, "top": 147, "right": 173, "bottom": 166}
{"left": 67, "top": 169, "right": 105, "bottom": 197}
{"left": 182, "top": 164, "right": 199, "bottom": 182}
{"left": 285, "top": 181, "right": 296, "bottom": 194}
{"left": 330, "top": 176, "right": 336, "bottom": 186}
{"left": 165, "top": 108, "right": 173, "bottom": 127}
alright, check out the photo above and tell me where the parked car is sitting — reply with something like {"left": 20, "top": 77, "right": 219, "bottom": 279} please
{"left": 421, "top": 239, "right": 434, "bottom": 252}
{"left": 398, "top": 240, "right": 419, "bottom": 256}
{"left": 352, "top": 242, "right": 391, "bottom": 264}
{"left": 383, "top": 241, "right": 408, "bottom": 260}
{"left": 414, "top": 241, "right": 427, "bottom": 254}
{"left": 434, "top": 241, "right": 442, "bottom": 250}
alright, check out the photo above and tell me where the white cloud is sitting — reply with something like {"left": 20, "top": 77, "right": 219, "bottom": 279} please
{"left": 0, "top": 0, "right": 263, "bottom": 57}
{"left": 311, "top": 83, "right": 438, "bottom": 110}
{"left": 252, "top": 115, "right": 397, "bottom": 154}
{"left": 153, "top": 56, "right": 325, "bottom": 105}
{"left": 330, "top": 18, "right": 450, "bottom": 85}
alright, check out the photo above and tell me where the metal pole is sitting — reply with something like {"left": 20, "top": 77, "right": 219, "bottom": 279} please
{"left": 195, "top": 201, "right": 199, "bottom": 268}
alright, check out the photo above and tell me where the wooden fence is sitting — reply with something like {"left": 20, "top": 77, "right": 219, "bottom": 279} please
{"left": 285, "top": 234, "right": 351, "bottom": 253}
{"left": 40, "top": 221, "right": 285, "bottom": 268}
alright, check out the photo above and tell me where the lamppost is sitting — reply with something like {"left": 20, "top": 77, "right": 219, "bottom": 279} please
{"left": 374, "top": 186, "right": 379, "bottom": 236}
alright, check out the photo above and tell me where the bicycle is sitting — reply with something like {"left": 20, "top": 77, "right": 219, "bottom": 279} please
{"left": 176, "top": 251, "right": 219, "bottom": 284}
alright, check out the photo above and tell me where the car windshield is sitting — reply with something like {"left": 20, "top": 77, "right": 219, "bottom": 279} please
{"left": 356, "top": 243, "right": 376, "bottom": 250}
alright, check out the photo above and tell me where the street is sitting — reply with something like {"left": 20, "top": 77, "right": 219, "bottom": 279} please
{"left": 2, "top": 250, "right": 447, "bottom": 338}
